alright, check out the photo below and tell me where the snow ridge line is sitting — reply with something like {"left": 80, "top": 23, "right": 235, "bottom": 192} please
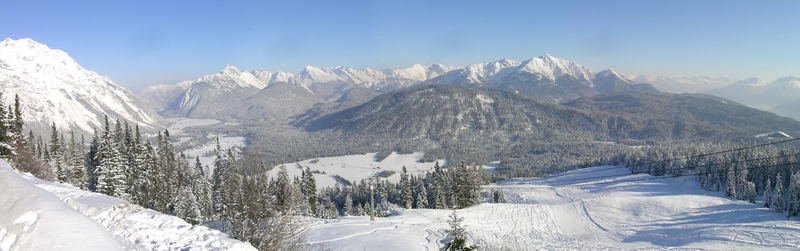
{"left": 304, "top": 225, "right": 400, "bottom": 245}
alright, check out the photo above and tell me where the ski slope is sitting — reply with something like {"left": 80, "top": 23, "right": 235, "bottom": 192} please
{"left": 302, "top": 166, "right": 800, "bottom": 250}
{"left": 269, "top": 152, "right": 446, "bottom": 189}
{"left": 0, "top": 160, "right": 255, "bottom": 251}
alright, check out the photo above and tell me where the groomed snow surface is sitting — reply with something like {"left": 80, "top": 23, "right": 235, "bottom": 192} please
{"left": 303, "top": 165, "right": 800, "bottom": 250}
{"left": 0, "top": 160, "right": 255, "bottom": 251}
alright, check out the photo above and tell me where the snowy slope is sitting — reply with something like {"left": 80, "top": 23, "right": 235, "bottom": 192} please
{"left": 0, "top": 160, "right": 256, "bottom": 250}
{"left": 268, "top": 152, "right": 446, "bottom": 189}
{"left": 423, "top": 54, "right": 643, "bottom": 101}
{"left": 0, "top": 160, "right": 122, "bottom": 251}
{"left": 303, "top": 166, "right": 800, "bottom": 250}
{"left": 0, "top": 38, "right": 160, "bottom": 133}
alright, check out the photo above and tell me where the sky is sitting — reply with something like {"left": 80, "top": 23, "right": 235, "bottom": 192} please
{"left": 1, "top": 0, "right": 798, "bottom": 90}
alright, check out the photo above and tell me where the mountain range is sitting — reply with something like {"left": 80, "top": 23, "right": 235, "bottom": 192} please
{"left": 705, "top": 76, "right": 800, "bottom": 119}
{"left": 3, "top": 37, "right": 800, "bottom": 139}
{"left": 144, "top": 54, "right": 658, "bottom": 121}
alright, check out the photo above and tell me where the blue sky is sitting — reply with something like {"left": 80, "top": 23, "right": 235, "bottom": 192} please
{"left": 2, "top": 0, "right": 798, "bottom": 90}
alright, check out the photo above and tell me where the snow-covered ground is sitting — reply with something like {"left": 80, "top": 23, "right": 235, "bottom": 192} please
{"left": 269, "top": 152, "right": 446, "bottom": 188}
{"left": 0, "top": 160, "right": 255, "bottom": 251}
{"left": 165, "top": 118, "right": 247, "bottom": 168}
{"left": 0, "top": 161, "right": 122, "bottom": 251}
{"left": 183, "top": 134, "right": 246, "bottom": 167}
{"left": 165, "top": 118, "right": 222, "bottom": 135}
{"left": 302, "top": 166, "right": 800, "bottom": 250}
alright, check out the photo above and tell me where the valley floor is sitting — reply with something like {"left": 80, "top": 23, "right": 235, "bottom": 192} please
{"left": 303, "top": 166, "right": 800, "bottom": 250}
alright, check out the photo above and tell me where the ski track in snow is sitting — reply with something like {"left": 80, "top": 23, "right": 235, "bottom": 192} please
{"left": 304, "top": 165, "right": 800, "bottom": 250}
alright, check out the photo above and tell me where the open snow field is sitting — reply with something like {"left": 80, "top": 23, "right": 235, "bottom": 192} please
{"left": 302, "top": 166, "right": 800, "bottom": 250}
{"left": 165, "top": 118, "right": 247, "bottom": 168}
{"left": 269, "top": 152, "right": 447, "bottom": 188}
{"left": 0, "top": 161, "right": 255, "bottom": 251}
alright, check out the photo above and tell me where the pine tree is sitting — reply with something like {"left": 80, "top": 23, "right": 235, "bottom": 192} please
{"left": 445, "top": 211, "right": 476, "bottom": 251}
{"left": 211, "top": 140, "right": 227, "bottom": 219}
{"left": 0, "top": 93, "right": 13, "bottom": 157}
{"left": 725, "top": 166, "right": 736, "bottom": 198}
{"left": 454, "top": 162, "right": 479, "bottom": 209}
{"left": 415, "top": 180, "right": 429, "bottom": 209}
{"left": 273, "top": 165, "right": 294, "bottom": 214}
{"left": 787, "top": 172, "right": 800, "bottom": 217}
{"left": 301, "top": 167, "right": 318, "bottom": 216}
{"left": 773, "top": 174, "right": 785, "bottom": 212}
{"left": 344, "top": 192, "right": 354, "bottom": 216}
{"left": 192, "top": 156, "right": 213, "bottom": 222}
{"left": 432, "top": 162, "right": 447, "bottom": 209}
{"left": 95, "top": 116, "right": 128, "bottom": 199}
{"left": 376, "top": 185, "right": 391, "bottom": 217}
{"left": 764, "top": 178, "right": 773, "bottom": 208}
{"left": 175, "top": 186, "right": 202, "bottom": 224}
{"left": 86, "top": 128, "right": 101, "bottom": 191}
{"left": 400, "top": 166, "right": 413, "bottom": 209}
{"left": 68, "top": 131, "right": 87, "bottom": 189}
{"left": 320, "top": 195, "right": 339, "bottom": 219}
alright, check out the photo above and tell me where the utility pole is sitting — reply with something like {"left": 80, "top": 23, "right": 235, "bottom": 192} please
{"left": 370, "top": 178, "right": 375, "bottom": 221}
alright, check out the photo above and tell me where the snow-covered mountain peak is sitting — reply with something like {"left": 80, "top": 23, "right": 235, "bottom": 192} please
{"left": 191, "top": 65, "right": 265, "bottom": 89}
{"left": 221, "top": 64, "right": 242, "bottom": 75}
{"left": 517, "top": 54, "right": 594, "bottom": 82}
{"left": 597, "top": 69, "right": 632, "bottom": 82}
{"left": 0, "top": 38, "right": 159, "bottom": 133}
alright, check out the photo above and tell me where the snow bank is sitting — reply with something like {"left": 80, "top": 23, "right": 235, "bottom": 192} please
{"left": 20, "top": 173, "right": 256, "bottom": 251}
{"left": 0, "top": 160, "right": 122, "bottom": 251}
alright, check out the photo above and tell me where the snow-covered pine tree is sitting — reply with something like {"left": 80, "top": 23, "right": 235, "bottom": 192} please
{"left": 85, "top": 128, "right": 101, "bottom": 191}
{"left": 175, "top": 186, "right": 202, "bottom": 224}
{"left": 192, "top": 156, "right": 213, "bottom": 222}
{"left": 773, "top": 174, "right": 785, "bottom": 212}
{"left": 786, "top": 172, "right": 800, "bottom": 217}
{"left": 764, "top": 178, "right": 773, "bottom": 208}
{"left": 725, "top": 166, "right": 736, "bottom": 198}
{"left": 445, "top": 211, "right": 476, "bottom": 250}
{"left": 376, "top": 185, "right": 392, "bottom": 217}
{"left": 68, "top": 131, "right": 88, "bottom": 189}
{"left": 455, "top": 162, "right": 480, "bottom": 209}
{"left": 95, "top": 116, "right": 129, "bottom": 199}
{"left": 0, "top": 93, "right": 13, "bottom": 157}
{"left": 432, "top": 162, "right": 447, "bottom": 209}
{"left": 138, "top": 141, "right": 158, "bottom": 208}
{"left": 301, "top": 167, "right": 318, "bottom": 216}
{"left": 319, "top": 195, "right": 339, "bottom": 219}
{"left": 415, "top": 179, "right": 429, "bottom": 209}
{"left": 344, "top": 192, "right": 354, "bottom": 216}
{"left": 400, "top": 166, "right": 413, "bottom": 209}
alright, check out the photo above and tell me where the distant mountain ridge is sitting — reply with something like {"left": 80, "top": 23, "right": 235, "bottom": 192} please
{"left": 145, "top": 54, "right": 658, "bottom": 120}
{"left": 706, "top": 76, "right": 800, "bottom": 119}
{"left": 0, "top": 38, "right": 160, "bottom": 133}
